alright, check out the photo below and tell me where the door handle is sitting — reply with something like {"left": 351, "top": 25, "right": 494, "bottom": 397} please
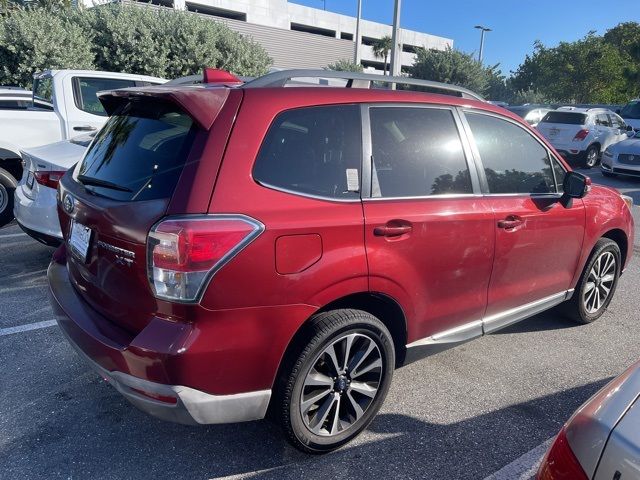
{"left": 497, "top": 216, "right": 524, "bottom": 230}
{"left": 73, "top": 125, "right": 97, "bottom": 132}
{"left": 374, "top": 224, "right": 412, "bottom": 237}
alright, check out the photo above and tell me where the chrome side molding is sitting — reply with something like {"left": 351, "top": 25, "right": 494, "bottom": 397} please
{"left": 406, "top": 289, "right": 575, "bottom": 351}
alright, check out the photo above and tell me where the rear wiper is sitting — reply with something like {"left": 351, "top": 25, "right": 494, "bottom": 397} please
{"left": 77, "top": 174, "right": 132, "bottom": 192}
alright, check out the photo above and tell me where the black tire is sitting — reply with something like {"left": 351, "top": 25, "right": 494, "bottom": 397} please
{"left": 562, "top": 238, "right": 621, "bottom": 324}
{"left": 0, "top": 168, "right": 17, "bottom": 228}
{"left": 274, "top": 309, "right": 395, "bottom": 454}
{"left": 583, "top": 145, "right": 600, "bottom": 169}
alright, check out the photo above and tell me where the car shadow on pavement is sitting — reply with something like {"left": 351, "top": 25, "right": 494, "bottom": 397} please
{"left": 0, "top": 369, "right": 611, "bottom": 480}
{"left": 493, "top": 310, "right": 579, "bottom": 334}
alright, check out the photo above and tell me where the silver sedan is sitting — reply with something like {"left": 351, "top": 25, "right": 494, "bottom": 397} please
{"left": 601, "top": 130, "right": 640, "bottom": 178}
{"left": 537, "top": 360, "right": 640, "bottom": 479}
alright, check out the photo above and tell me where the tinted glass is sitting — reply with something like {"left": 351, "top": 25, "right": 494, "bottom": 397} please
{"left": 77, "top": 77, "right": 137, "bottom": 116}
{"left": 551, "top": 157, "right": 566, "bottom": 193}
{"left": 369, "top": 107, "right": 472, "bottom": 198}
{"left": 76, "top": 100, "right": 196, "bottom": 201}
{"left": 466, "top": 112, "right": 556, "bottom": 194}
{"left": 0, "top": 100, "right": 30, "bottom": 109}
{"left": 253, "top": 105, "right": 362, "bottom": 199}
{"left": 33, "top": 77, "right": 53, "bottom": 110}
{"left": 540, "top": 112, "right": 587, "bottom": 125}
{"left": 621, "top": 101, "right": 640, "bottom": 119}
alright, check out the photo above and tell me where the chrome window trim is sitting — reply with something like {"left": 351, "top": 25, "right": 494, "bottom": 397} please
{"left": 253, "top": 180, "right": 362, "bottom": 203}
{"left": 460, "top": 108, "right": 564, "bottom": 195}
{"left": 362, "top": 103, "right": 481, "bottom": 200}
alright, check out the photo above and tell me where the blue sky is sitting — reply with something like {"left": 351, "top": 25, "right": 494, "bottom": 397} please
{"left": 291, "top": 0, "right": 638, "bottom": 76}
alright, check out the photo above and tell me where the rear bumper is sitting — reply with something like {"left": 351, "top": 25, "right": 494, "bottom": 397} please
{"left": 13, "top": 183, "right": 62, "bottom": 241}
{"left": 47, "top": 248, "right": 271, "bottom": 425}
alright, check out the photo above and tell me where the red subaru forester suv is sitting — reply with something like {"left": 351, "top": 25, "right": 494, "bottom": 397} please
{"left": 49, "top": 70, "right": 634, "bottom": 453}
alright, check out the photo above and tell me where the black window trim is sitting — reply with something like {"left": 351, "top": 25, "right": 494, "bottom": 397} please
{"left": 361, "top": 103, "right": 483, "bottom": 201}
{"left": 459, "top": 108, "right": 566, "bottom": 198}
{"left": 251, "top": 103, "right": 365, "bottom": 204}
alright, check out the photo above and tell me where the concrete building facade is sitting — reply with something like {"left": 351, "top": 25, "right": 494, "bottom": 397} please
{"left": 85, "top": 0, "right": 453, "bottom": 73}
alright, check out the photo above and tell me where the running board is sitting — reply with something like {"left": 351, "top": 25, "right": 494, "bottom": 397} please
{"left": 404, "top": 290, "right": 573, "bottom": 364}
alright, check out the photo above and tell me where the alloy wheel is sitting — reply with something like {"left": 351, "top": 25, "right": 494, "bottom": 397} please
{"left": 299, "top": 333, "right": 383, "bottom": 437}
{"left": 583, "top": 251, "right": 616, "bottom": 314}
{"left": 586, "top": 148, "right": 598, "bottom": 168}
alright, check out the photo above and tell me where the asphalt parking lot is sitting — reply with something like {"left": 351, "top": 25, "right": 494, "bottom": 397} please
{"left": 2, "top": 170, "right": 640, "bottom": 480}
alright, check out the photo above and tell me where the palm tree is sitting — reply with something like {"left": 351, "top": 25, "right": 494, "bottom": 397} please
{"left": 371, "top": 35, "right": 393, "bottom": 75}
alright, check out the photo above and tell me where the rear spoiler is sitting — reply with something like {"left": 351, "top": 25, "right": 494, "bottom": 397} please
{"left": 98, "top": 86, "right": 232, "bottom": 131}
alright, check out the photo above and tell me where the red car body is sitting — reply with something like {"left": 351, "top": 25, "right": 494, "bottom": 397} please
{"left": 48, "top": 80, "right": 634, "bottom": 426}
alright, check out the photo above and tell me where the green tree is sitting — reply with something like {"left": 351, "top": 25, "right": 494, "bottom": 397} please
{"left": 411, "top": 46, "right": 489, "bottom": 96}
{"left": 0, "top": 8, "right": 93, "bottom": 87}
{"left": 82, "top": 5, "right": 271, "bottom": 79}
{"left": 371, "top": 35, "right": 392, "bottom": 75}
{"left": 326, "top": 58, "right": 363, "bottom": 72}
{"left": 510, "top": 34, "right": 632, "bottom": 103}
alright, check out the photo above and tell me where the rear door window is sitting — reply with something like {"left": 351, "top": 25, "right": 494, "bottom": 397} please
{"left": 33, "top": 76, "right": 54, "bottom": 110}
{"left": 368, "top": 107, "right": 473, "bottom": 197}
{"left": 75, "top": 100, "right": 197, "bottom": 201}
{"left": 466, "top": 112, "right": 556, "bottom": 194}
{"left": 74, "top": 77, "right": 137, "bottom": 116}
{"left": 253, "top": 105, "right": 362, "bottom": 200}
{"left": 596, "top": 114, "right": 612, "bottom": 127}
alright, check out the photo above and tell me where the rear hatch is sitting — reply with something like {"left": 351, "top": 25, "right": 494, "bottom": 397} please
{"left": 57, "top": 87, "right": 241, "bottom": 334}
{"left": 537, "top": 111, "right": 588, "bottom": 147}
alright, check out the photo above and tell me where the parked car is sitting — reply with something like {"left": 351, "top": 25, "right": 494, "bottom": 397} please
{"left": 617, "top": 98, "right": 640, "bottom": 131}
{"left": 538, "top": 360, "right": 640, "bottom": 480}
{"left": 506, "top": 105, "right": 553, "bottom": 128}
{"left": 537, "top": 107, "right": 631, "bottom": 168}
{"left": 601, "top": 130, "right": 640, "bottom": 179}
{"left": 0, "top": 69, "right": 166, "bottom": 227}
{"left": 14, "top": 133, "right": 94, "bottom": 245}
{"left": 0, "top": 86, "right": 32, "bottom": 110}
{"left": 48, "top": 69, "right": 634, "bottom": 453}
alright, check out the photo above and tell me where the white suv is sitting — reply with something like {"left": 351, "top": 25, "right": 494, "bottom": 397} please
{"left": 537, "top": 107, "right": 631, "bottom": 168}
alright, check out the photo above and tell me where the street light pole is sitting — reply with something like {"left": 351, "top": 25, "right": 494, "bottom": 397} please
{"left": 354, "top": 0, "right": 362, "bottom": 65}
{"left": 390, "top": 0, "right": 402, "bottom": 77}
{"left": 474, "top": 25, "right": 492, "bottom": 63}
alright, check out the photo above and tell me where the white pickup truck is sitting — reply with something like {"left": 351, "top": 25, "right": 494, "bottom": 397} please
{"left": 0, "top": 69, "right": 166, "bottom": 226}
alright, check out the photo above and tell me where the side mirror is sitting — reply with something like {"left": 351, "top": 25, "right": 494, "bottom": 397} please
{"left": 563, "top": 171, "right": 591, "bottom": 199}
{"left": 627, "top": 125, "right": 634, "bottom": 131}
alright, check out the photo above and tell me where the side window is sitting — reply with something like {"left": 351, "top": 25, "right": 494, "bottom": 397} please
{"left": 253, "top": 105, "right": 362, "bottom": 199}
{"left": 609, "top": 114, "right": 625, "bottom": 130}
{"left": 369, "top": 107, "right": 472, "bottom": 198}
{"left": 466, "top": 112, "right": 556, "bottom": 194}
{"left": 33, "top": 77, "right": 54, "bottom": 110}
{"left": 596, "top": 114, "right": 612, "bottom": 127}
{"left": 551, "top": 157, "right": 566, "bottom": 193}
{"left": 75, "top": 77, "right": 137, "bottom": 116}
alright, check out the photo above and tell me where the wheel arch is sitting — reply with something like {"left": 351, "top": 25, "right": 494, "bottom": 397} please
{"left": 602, "top": 228, "right": 629, "bottom": 269}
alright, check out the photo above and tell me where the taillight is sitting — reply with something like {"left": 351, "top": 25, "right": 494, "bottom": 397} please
{"left": 573, "top": 129, "right": 589, "bottom": 141}
{"left": 147, "top": 215, "right": 264, "bottom": 302}
{"left": 537, "top": 427, "right": 588, "bottom": 480}
{"left": 34, "top": 170, "right": 67, "bottom": 189}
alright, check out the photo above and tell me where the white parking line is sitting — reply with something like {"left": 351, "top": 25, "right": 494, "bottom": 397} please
{"left": 0, "top": 232, "right": 27, "bottom": 239}
{"left": 482, "top": 437, "right": 553, "bottom": 480}
{"left": 0, "top": 319, "right": 57, "bottom": 336}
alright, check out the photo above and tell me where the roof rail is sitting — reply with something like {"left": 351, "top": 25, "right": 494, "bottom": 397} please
{"left": 243, "top": 69, "right": 485, "bottom": 102}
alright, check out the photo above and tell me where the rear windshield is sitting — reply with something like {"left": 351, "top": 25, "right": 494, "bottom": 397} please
{"left": 540, "top": 112, "right": 587, "bottom": 125}
{"left": 620, "top": 101, "right": 640, "bottom": 120}
{"left": 75, "top": 100, "right": 197, "bottom": 201}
